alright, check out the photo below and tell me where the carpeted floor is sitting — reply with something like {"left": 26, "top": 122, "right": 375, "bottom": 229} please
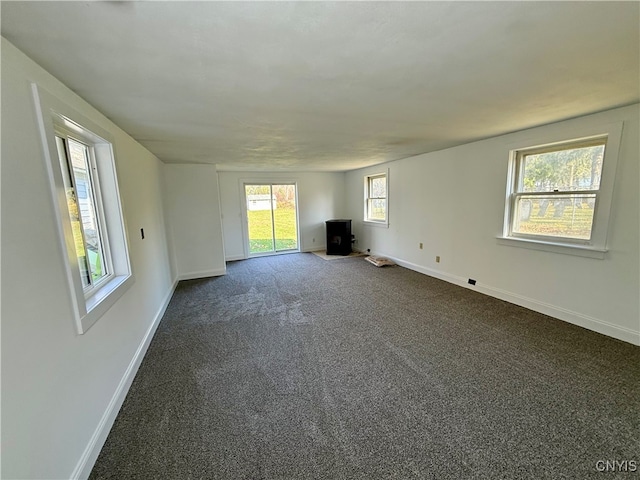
{"left": 90, "top": 253, "right": 639, "bottom": 479}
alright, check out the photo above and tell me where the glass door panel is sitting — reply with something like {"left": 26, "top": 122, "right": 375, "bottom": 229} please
{"left": 273, "top": 184, "right": 298, "bottom": 251}
{"left": 245, "top": 183, "right": 298, "bottom": 256}
{"left": 245, "top": 184, "right": 275, "bottom": 254}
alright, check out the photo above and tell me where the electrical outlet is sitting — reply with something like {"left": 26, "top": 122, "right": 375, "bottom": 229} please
{"left": 419, "top": 242, "right": 423, "bottom": 249}
{"left": 468, "top": 278, "right": 476, "bottom": 285}
{"left": 436, "top": 256, "right": 440, "bottom": 263}
{"left": 313, "top": 238, "right": 315, "bottom": 243}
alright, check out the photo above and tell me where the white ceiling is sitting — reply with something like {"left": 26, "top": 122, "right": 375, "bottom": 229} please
{"left": 2, "top": 1, "right": 638, "bottom": 171}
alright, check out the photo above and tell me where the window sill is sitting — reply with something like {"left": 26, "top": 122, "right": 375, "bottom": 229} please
{"left": 496, "top": 236, "right": 607, "bottom": 259}
{"left": 80, "top": 274, "right": 134, "bottom": 333}
{"left": 363, "top": 220, "right": 389, "bottom": 229}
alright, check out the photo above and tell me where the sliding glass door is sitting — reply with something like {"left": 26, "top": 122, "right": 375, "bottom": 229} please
{"left": 245, "top": 184, "right": 298, "bottom": 255}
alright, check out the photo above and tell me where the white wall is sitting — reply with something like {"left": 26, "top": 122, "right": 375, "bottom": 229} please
{"left": 1, "top": 39, "right": 175, "bottom": 479}
{"left": 2, "top": 34, "right": 636, "bottom": 480}
{"left": 219, "top": 171, "right": 345, "bottom": 260}
{"left": 345, "top": 105, "right": 639, "bottom": 345}
{"left": 163, "top": 164, "right": 226, "bottom": 279}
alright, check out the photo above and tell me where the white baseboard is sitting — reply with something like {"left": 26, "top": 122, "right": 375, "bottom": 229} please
{"left": 73, "top": 279, "right": 178, "bottom": 480}
{"left": 301, "top": 245, "right": 327, "bottom": 253}
{"left": 227, "top": 248, "right": 328, "bottom": 258}
{"left": 474, "top": 283, "right": 640, "bottom": 346}
{"left": 381, "top": 254, "right": 640, "bottom": 346}
{"left": 178, "top": 267, "right": 227, "bottom": 281}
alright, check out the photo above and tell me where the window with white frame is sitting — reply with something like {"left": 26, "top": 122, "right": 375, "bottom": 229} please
{"left": 365, "top": 172, "right": 388, "bottom": 224}
{"left": 55, "top": 130, "right": 112, "bottom": 292}
{"left": 33, "top": 84, "right": 133, "bottom": 334}
{"left": 501, "top": 124, "right": 622, "bottom": 258}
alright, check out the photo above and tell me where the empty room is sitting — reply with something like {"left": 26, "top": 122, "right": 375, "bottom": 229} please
{"left": 1, "top": 1, "right": 639, "bottom": 479}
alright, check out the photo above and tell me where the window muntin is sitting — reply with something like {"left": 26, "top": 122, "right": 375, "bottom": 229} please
{"left": 365, "top": 173, "right": 387, "bottom": 223}
{"left": 509, "top": 138, "right": 607, "bottom": 243}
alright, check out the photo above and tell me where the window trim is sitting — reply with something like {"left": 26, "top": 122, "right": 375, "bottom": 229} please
{"left": 499, "top": 122, "right": 623, "bottom": 258}
{"left": 32, "top": 83, "right": 133, "bottom": 334}
{"left": 364, "top": 170, "right": 389, "bottom": 226}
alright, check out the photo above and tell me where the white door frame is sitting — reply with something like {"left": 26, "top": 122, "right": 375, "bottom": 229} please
{"left": 239, "top": 179, "right": 300, "bottom": 258}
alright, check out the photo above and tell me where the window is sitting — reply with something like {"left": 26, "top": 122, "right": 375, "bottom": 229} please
{"left": 365, "top": 172, "right": 388, "bottom": 224}
{"left": 501, "top": 123, "right": 622, "bottom": 258}
{"left": 33, "top": 84, "right": 133, "bottom": 333}
{"left": 510, "top": 138, "right": 606, "bottom": 241}
{"left": 55, "top": 132, "right": 111, "bottom": 292}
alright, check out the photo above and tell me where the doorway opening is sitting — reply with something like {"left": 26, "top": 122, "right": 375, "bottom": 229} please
{"left": 244, "top": 184, "right": 299, "bottom": 256}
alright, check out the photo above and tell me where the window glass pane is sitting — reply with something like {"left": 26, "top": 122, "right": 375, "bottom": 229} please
{"left": 67, "top": 139, "right": 108, "bottom": 285}
{"left": 56, "top": 137, "right": 91, "bottom": 287}
{"left": 521, "top": 144, "right": 605, "bottom": 193}
{"left": 370, "top": 176, "right": 386, "bottom": 198}
{"left": 272, "top": 184, "right": 297, "bottom": 251}
{"left": 513, "top": 194, "right": 596, "bottom": 240}
{"left": 368, "top": 199, "right": 386, "bottom": 221}
{"left": 245, "top": 184, "right": 275, "bottom": 253}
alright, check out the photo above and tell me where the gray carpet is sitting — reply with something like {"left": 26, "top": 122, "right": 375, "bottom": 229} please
{"left": 90, "top": 253, "right": 639, "bottom": 479}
